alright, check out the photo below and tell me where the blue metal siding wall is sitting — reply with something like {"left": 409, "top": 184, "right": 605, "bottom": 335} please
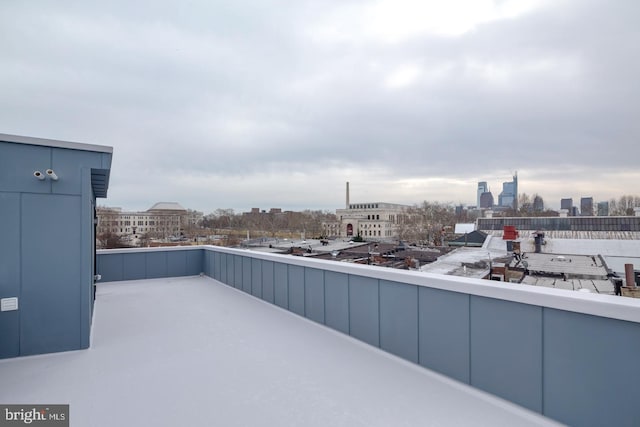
{"left": 94, "top": 247, "right": 640, "bottom": 426}
{"left": 20, "top": 194, "right": 82, "bottom": 356}
{"left": 0, "top": 140, "right": 111, "bottom": 359}
{"left": 79, "top": 168, "right": 94, "bottom": 350}
{"left": 0, "top": 144, "right": 51, "bottom": 193}
{"left": 52, "top": 148, "right": 102, "bottom": 195}
{"left": 0, "top": 193, "right": 21, "bottom": 358}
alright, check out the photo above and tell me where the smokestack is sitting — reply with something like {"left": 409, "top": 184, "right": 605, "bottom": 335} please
{"left": 346, "top": 181, "right": 350, "bottom": 209}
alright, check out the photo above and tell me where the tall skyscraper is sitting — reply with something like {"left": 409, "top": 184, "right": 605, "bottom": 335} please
{"left": 597, "top": 201, "right": 609, "bottom": 216}
{"left": 581, "top": 197, "right": 594, "bottom": 216}
{"left": 561, "top": 198, "right": 573, "bottom": 211}
{"left": 498, "top": 173, "right": 518, "bottom": 210}
{"left": 480, "top": 192, "right": 494, "bottom": 208}
{"left": 477, "top": 182, "right": 488, "bottom": 208}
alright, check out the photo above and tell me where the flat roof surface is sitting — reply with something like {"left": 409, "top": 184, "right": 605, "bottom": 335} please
{"left": 0, "top": 276, "right": 560, "bottom": 426}
{"left": 515, "top": 253, "right": 608, "bottom": 277}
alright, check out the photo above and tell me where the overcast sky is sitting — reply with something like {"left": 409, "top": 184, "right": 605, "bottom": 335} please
{"left": 2, "top": 0, "right": 639, "bottom": 213}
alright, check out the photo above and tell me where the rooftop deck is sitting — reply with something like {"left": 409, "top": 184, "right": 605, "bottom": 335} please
{"left": 0, "top": 276, "right": 559, "bottom": 426}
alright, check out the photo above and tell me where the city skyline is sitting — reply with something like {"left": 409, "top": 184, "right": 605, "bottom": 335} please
{"left": 2, "top": 0, "right": 639, "bottom": 213}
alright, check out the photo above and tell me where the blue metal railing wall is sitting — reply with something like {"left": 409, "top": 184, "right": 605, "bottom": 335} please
{"left": 97, "top": 246, "right": 640, "bottom": 427}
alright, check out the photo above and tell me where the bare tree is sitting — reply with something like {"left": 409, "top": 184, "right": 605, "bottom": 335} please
{"left": 399, "top": 202, "right": 455, "bottom": 245}
{"left": 609, "top": 195, "right": 640, "bottom": 216}
{"left": 96, "top": 207, "right": 129, "bottom": 248}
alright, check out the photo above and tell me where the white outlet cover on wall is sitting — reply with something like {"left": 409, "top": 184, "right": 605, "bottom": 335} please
{"left": 1, "top": 297, "right": 18, "bottom": 311}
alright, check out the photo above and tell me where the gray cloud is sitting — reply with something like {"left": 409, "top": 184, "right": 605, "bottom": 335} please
{"left": 1, "top": 0, "right": 639, "bottom": 212}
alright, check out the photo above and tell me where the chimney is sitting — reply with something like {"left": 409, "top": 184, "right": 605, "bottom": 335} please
{"left": 346, "top": 181, "right": 350, "bottom": 209}
{"left": 625, "top": 264, "right": 636, "bottom": 289}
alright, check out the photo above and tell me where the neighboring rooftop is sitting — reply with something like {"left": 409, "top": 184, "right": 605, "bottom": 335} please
{"left": 148, "top": 201, "right": 187, "bottom": 211}
{"left": 0, "top": 276, "right": 559, "bottom": 427}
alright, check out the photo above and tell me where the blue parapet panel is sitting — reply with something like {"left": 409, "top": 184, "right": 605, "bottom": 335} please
{"left": 324, "top": 271, "right": 349, "bottom": 334}
{"left": 219, "top": 253, "right": 228, "bottom": 284}
{"left": 379, "top": 280, "right": 418, "bottom": 363}
{"left": 273, "top": 263, "right": 288, "bottom": 309}
{"left": 242, "top": 257, "right": 252, "bottom": 293}
{"left": 213, "top": 252, "right": 221, "bottom": 280}
{"left": 470, "top": 296, "right": 543, "bottom": 413}
{"left": 0, "top": 133, "right": 112, "bottom": 359}
{"left": 418, "top": 287, "right": 470, "bottom": 383}
{"left": 348, "top": 275, "right": 380, "bottom": 347}
{"left": 261, "top": 261, "right": 275, "bottom": 303}
{"left": 304, "top": 268, "right": 325, "bottom": 324}
{"left": 288, "top": 265, "right": 305, "bottom": 316}
{"left": 167, "top": 250, "right": 188, "bottom": 277}
{"left": 543, "top": 309, "right": 640, "bottom": 427}
{"left": 123, "top": 252, "right": 146, "bottom": 280}
{"left": 251, "top": 259, "right": 262, "bottom": 298}
{"left": 187, "top": 250, "right": 203, "bottom": 276}
{"left": 233, "top": 255, "right": 243, "bottom": 289}
{"left": 146, "top": 252, "right": 169, "bottom": 279}
{"left": 98, "top": 253, "right": 124, "bottom": 282}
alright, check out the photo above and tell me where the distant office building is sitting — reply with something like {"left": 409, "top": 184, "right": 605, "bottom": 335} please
{"left": 97, "top": 202, "right": 190, "bottom": 240}
{"left": 533, "top": 195, "right": 544, "bottom": 212}
{"left": 243, "top": 207, "right": 283, "bottom": 216}
{"left": 323, "top": 182, "right": 410, "bottom": 240}
{"left": 560, "top": 198, "right": 573, "bottom": 212}
{"left": 330, "top": 202, "right": 410, "bottom": 240}
{"left": 477, "top": 182, "right": 488, "bottom": 208}
{"left": 571, "top": 206, "right": 580, "bottom": 217}
{"left": 580, "top": 197, "right": 594, "bottom": 216}
{"left": 498, "top": 173, "right": 518, "bottom": 210}
{"left": 480, "top": 192, "right": 494, "bottom": 208}
{"left": 597, "top": 201, "right": 610, "bottom": 217}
